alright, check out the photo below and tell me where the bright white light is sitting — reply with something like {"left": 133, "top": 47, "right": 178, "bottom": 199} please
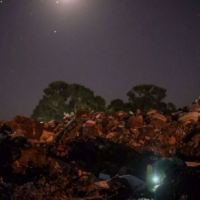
{"left": 152, "top": 176, "right": 159, "bottom": 183}
{"left": 56, "top": 0, "right": 78, "bottom": 3}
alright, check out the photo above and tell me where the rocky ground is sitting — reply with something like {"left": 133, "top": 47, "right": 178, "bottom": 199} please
{"left": 1, "top": 105, "right": 200, "bottom": 199}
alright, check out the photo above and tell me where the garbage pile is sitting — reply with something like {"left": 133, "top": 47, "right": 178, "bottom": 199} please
{"left": 0, "top": 102, "right": 200, "bottom": 199}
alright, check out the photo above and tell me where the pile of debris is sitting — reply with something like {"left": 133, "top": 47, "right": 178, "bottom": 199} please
{"left": 0, "top": 101, "right": 200, "bottom": 199}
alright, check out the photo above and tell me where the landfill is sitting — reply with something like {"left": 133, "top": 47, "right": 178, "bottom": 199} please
{"left": 1, "top": 101, "right": 200, "bottom": 199}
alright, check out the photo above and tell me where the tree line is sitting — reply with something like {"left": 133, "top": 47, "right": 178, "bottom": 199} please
{"left": 31, "top": 81, "right": 176, "bottom": 122}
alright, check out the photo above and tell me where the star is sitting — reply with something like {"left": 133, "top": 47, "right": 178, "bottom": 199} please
{"left": 54, "top": 30, "right": 57, "bottom": 33}
{"left": 56, "top": 1, "right": 59, "bottom": 3}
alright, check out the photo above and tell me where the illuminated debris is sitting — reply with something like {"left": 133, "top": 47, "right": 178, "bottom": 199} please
{"left": 129, "top": 115, "right": 144, "bottom": 128}
{"left": 179, "top": 112, "right": 200, "bottom": 123}
{"left": 39, "top": 130, "right": 55, "bottom": 143}
{"left": 5, "top": 116, "right": 44, "bottom": 140}
{"left": 169, "top": 136, "right": 176, "bottom": 145}
{"left": 84, "top": 120, "right": 96, "bottom": 127}
{"left": 188, "top": 98, "right": 200, "bottom": 112}
{"left": 0, "top": 105, "right": 200, "bottom": 199}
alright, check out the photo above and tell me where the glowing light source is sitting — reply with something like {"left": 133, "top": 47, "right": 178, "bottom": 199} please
{"left": 152, "top": 176, "right": 159, "bottom": 183}
{"left": 56, "top": 0, "right": 78, "bottom": 3}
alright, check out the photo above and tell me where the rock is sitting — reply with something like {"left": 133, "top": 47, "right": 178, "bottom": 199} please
{"left": 169, "top": 136, "right": 176, "bottom": 145}
{"left": 188, "top": 104, "right": 200, "bottom": 112}
{"left": 178, "top": 112, "right": 200, "bottom": 123}
{"left": 145, "top": 136, "right": 150, "bottom": 140}
{"left": 84, "top": 120, "right": 96, "bottom": 127}
{"left": 6, "top": 116, "right": 43, "bottom": 140}
{"left": 151, "top": 118, "right": 167, "bottom": 128}
{"left": 106, "top": 132, "right": 118, "bottom": 139}
{"left": 152, "top": 113, "right": 167, "bottom": 122}
{"left": 39, "top": 130, "right": 55, "bottom": 143}
{"left": 146, "top": 109, "right": 157, "bottom": 116}
{"left": 96, "top": 113, "right": 101, "bottom": 119}
{"left": 129, "top": 115, "right": 144, "bottom": 128}
{"left": 146, "top": 112, "right": 167, "bottom": 128}
{"left": 116, "top": 111, "right": 128, "bottom": 119}
{"left": 10, "top": 129, "right": 26, "bottom": 137}
{"left": 131, "top": 141, "right": 141, "bottom": 147}
{"left": 17, "top": 149, "right": 47, "bottom": 167}
{"left": 44, "top": 119, "right": 56, "bottom": 129}
{"left": 191, "top": 134, "right": 200, "bottom": 148}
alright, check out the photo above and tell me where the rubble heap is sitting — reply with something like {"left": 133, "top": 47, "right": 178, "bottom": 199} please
{"left": 0, "top": 104, "right": 200, "bottom": 199}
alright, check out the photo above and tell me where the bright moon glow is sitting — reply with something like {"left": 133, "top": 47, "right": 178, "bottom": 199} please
{"left": 55, "top": 0, "right": 78, "bottom": 3}
{"left": 53, "top": 0, "right": 82, "bottom": 10}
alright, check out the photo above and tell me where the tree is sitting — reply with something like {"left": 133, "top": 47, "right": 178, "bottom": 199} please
{"left": 92, "top": 95, "right": 106, "bottom": 111}
{"left": 165, "top": 102, "right": 176, "bottom": 113}
{"left": 127, "top": 84, "right": 175, "bottom": 113}
{"left": 43, "top": 81, "right": 69, "bottom": 99}
{"left": 32, "top": 81, "right": 106, "bottom": 122}
{"left": 108, "top": 99, "right": 125, "bottom": 111}
{"left": 32, "top": 94, "right": 67, "bottom": 122}
{"left": 67, "top": 84, "right": 95, "bottom": 111}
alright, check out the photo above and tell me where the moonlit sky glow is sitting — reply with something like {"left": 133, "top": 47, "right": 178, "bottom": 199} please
{"left": 0, "top": 0, "right": 200, "bottom": 120}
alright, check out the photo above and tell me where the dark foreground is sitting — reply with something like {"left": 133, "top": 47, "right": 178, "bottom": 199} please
{"left": 0, "top": 108, "right": 200, "bottom": 199}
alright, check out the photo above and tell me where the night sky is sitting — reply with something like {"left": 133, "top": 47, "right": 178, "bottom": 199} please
{"left": 1, "top": 0, "right": 200, "bottom": 120}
